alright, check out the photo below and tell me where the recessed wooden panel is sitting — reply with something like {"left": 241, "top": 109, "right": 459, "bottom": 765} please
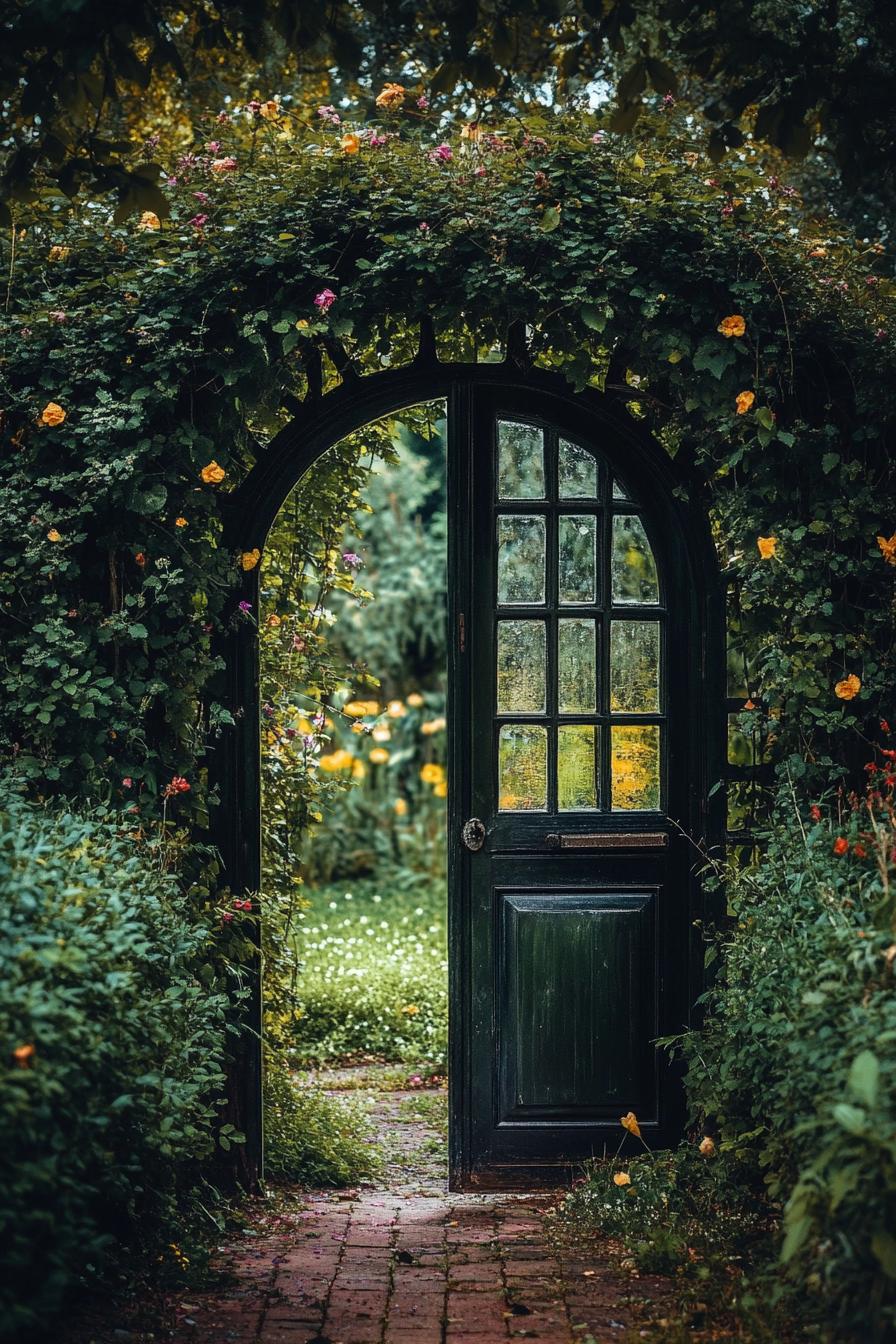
{"left": 498, "top": 891, "right": 656, "bottom": 1119}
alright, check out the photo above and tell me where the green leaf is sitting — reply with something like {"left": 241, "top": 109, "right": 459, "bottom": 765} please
{"left": 848, "top": 1050, "right": 879, "bottom": 1108}
{"left": 872, "top": 1231, "right": 896, "bottom": 1279}
{"left": 821, "top": 452, "right": 840, "bottom": 474}
{"left": 755, "top": 406, "right": 775, "bottom": 430}
{"left": 832, "top": 1102, "right": 868, "bottom": 1135}
{"left": 581, "top": 304, "right": 607, "bottom": 332}
{"left": 540, "top": 206, "right": 562, "bottom": 232}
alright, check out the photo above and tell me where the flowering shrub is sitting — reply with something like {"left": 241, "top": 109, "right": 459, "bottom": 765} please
{"left": 678, "top": 770, "right": 896, "bottom": 1336}
{"left": 0, "top": 797, "right": 235, "bottom": 1337}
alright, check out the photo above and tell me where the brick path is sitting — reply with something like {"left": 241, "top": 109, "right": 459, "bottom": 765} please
{"left": 159, "top": 1083, "right": 671, "bottom": 1344}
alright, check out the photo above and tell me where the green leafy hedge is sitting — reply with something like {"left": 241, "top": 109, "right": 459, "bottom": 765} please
{"left": 680, "top": 785, "right": 896, "bottom": 1335}
{"left": 0, "top": 798, "right": 234, "bottom": 1339}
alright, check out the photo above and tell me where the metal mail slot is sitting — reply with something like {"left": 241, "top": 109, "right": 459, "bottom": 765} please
{"left": 545, "top": 832, "right": 668, "bottom": 850}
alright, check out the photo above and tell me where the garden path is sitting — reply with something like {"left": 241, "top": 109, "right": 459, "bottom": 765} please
{"left": 152, "top": 1076, "right": 671, "bottom": 1344}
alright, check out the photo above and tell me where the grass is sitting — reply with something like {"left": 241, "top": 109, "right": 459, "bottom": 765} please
{"left": 291, "top": 870, "right": 448, "bottom": 1071}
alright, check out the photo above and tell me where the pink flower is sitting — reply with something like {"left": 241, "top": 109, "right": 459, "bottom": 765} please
{"left": 166, "top": 176, "right": 178, "bottom": 188}
{"left": 366, "top": 130, "right": 388, "bottom": 148}
{"left": 416, "top": 95, "right": 430, "bottom": 111}
{"left": 342, "top": 551, "right": 363, "bottom": 569}
{"left": 418, "top": 221, "right": 430, "bottom": 233}
{"left": 314, "top": 288, "right": 337, "bottom": 314}
{"left": 206, "top": 141, "right": 220, "bottom": 153}
{"left": 216, "top": 112, "right": 231, "bottom": 125}
{"left": 591, "top": 132, "right": 604, "bottom": 144}
{"left": 222, "top": 912, "right": 234, "bottom": 923}
{"left": 193, "top": 191, "right": 209, "bottom": 203}
{"left": 122, "top": 777, "right": 133, "bottom": 789}
{"left": 189, "top": 213, "right": 209, "bottom": 230}
{"left": 239, "top": 600, "right": 252, "bottom": 613}
{"left": 430, "top": 143, "right": 452, "bottom": 163}
{"left": 210, "top": 157, "right": 237, "bottom": 173}
{"left": 474, "top": 165, "right": 487, "bottom": 177}
{"left": 246, "top": 99, "right": 262, "bottom": 115}
{"left": 293, "top": 635, "right": 307, "bottom": 652}
{"left": 317, "top": 105, "right": 341, "bottom": 125}
{"left": 662, "top": 92, "right": 676, "bottom": 108}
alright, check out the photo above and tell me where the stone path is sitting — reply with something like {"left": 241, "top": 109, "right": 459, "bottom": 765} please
{"left": 157, "top": 1082, "right": 672, "bottom": 1344}
{"left": 64, "top": 1077, "right": 674, "bottom": 1343}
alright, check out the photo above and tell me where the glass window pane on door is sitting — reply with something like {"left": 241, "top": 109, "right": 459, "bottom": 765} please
{"left": 498, "top": 421, "right": 545, "bottom": 498}
{"left": 610, "top": 621, "right": 660, "bottom": 713}
{"left": 558, "top": 618, "right": 597, "bottom": 713}
{"left": 611, "top": 725, "right": 661, "bottom": 809}
{"left": 558, "top": 438, "right": 597, "bottom": 498}
{"left": 611, "top": 515, "right": 659, "bottom": 604}
{"left": 497, "top": 621, "right": 546, "bottom": 713}
{"left": 558, "top": 516, "right": 597, "bottom": 603}
{"left": 558, "top": 724, "right": 598, "bottom": 811}
{"left": 499, "top": 724, "right": 547, "bottom": 810}
{"left": 497, "top": 515, "right": 545, "bottom": 604}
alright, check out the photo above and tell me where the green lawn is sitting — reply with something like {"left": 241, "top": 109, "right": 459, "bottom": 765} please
{"left": 291, "top": 872, "right": 448, "bottom": 1071}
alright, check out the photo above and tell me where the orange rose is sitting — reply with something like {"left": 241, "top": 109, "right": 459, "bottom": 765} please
{"left": 200, "top": 460, "right": 226, "bottom": 484}
{"left": 137, "top": 211, "right": 161, "bottom": 232}
{"left": 13, "top": 1043, "right": 35, "bottom": 1067}
{"left": 41, "top": 402, "right": 66, "bottom": 426}
{"left": 613, "top": 1172, "right": 631, "bottom": 1186}
{"left": 877, "top": 531, "right": 896, "bottom": 566}
{"left": 757, "top": 536, "right": 777, "bottom": 559}
{"left": 46, "top": 528, "right": 62, "bottom": 543}
{"left": 240, "top": 548, "right": 261, "bottom": 571}
{"left": 717, "top": 314, "right": 746, "bottom": 338}
{"left": 375, "top": 82, "right": 406, "bottom": 111}
{"left": 340, "top": 132, "right": 361, "bottom": 155}
{"left": 735, "top": 390, "right": 755, "bottom": 415}
{"left": 175, "top": 517, "right": 188, "bottom": 528}
{"left": 835, "top": 673, "right": 861, "bottom": 701}
{"left": 48, "top": 245, "right": 69, "bottom": 262}
{"left": 259, "top": 100, "right": 280, "bottom": 120}
{"left": 620, "top": 1111, "right": 641, "bottom": 1138}
{"left": 699, "top": 1136, "right": 716, "bottom": 1156}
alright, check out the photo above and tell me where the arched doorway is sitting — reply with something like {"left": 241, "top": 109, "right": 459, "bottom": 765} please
{"left": 214, "top": 358, "right": 724, "bottom": 1191}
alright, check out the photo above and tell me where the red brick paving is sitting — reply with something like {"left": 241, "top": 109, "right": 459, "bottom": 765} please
{"left": 68, "top": 1083, "right": 671, "bottom": 1343}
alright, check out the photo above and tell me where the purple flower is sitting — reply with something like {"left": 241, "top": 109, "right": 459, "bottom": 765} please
{"left": 189, "top": 213, "right": 209, "bottom": 230}
{"left": 430, "top": 143, "right": 453, "bottom": 163}
{"left": 342, "top": 550, "right": 363, "bottom": 570}
{"left": 239, "top": 600, "right": 252, "bottom": 613}
{"left": 165, "top": 176, "right": 178, "bottom": 188}
{"left": 366, "top": 130, "right": 389, "bottom": 148}
{"left": 206, "top": 141, "right": 221, "bottom": 153}
{"left": 317, "top": 105, "right": 341, "bottom": 125}
{"left": 314, "top": 287, "right": 337, "bottom": 314}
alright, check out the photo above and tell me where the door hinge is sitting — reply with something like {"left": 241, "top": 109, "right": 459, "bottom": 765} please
{"left": 458, "top": 611, "right": 466, "bottom": 653}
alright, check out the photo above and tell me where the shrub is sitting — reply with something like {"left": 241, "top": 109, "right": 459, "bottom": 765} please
{"left": 680, "top": 780, "right": 896, "bottom": 1337}
{"left": 263, "top": 1064, "right": 380, "bottom": 1186}
{"left": 0, "top": 798, "right": 234, "bottom": 1339}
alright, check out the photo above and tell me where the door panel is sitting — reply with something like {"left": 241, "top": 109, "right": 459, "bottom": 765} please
{"left": 451, "top": 384, "right": 697, "bottom": 1189}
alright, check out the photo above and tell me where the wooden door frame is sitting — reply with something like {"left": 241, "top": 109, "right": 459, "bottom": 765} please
{"left": 211, "top": 359, "right": 725, "bottom": 1191}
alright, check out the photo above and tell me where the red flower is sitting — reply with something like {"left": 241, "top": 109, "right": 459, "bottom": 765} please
{"left": 881, "top": 719, "right": 891, "bottom": 734}
{"left": 853, "top": 843, "right": 868, "bottom": 858}
{"left": 135, "top": 552, "right": 146, "bottom": 567}
{"left": 810, "top": 805, "right": 822, "bottom": 822}
{"left": 833, "top": 836, "right": 849, "bottom": 856}
{"left": 162, "top": 775, "right": 190, "bottom": 799}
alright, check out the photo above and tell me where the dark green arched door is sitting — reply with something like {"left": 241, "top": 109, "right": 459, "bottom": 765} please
{"left": 448, "top": 383, "right": 704, "bottom": 1189}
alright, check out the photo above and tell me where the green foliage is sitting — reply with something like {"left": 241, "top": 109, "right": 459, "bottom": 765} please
{"left": 291, "top": 877, "right": 447, "bottom": 1071}
{"left": 678, "top": 780, "right": 896, "bottom": 1337}
{"left": 0, "top": 797, "right": 236, "bottom": 1339}
{"left": 262, "top": 1065, "right": 380, "bottom": 1186}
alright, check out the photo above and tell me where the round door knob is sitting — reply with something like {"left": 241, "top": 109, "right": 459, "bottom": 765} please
{"left": 462, "top": 817, "right": 486, "bottom": 851}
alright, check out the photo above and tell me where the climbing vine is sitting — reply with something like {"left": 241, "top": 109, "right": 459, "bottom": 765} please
{"left": 1, "top": 101, "right": 895, "bottom": 828}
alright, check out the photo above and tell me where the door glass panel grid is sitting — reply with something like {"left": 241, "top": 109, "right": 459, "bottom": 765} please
{"left": 494, "top": 420, "right": 665, "bottom": 813}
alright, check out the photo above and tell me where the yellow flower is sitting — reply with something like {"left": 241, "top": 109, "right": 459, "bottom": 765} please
{"left": 699, "top": 1136, "right": 716, "bottom": 1156}
{"left": 267, "top": 613, "right": 281, "bottom": 627}
{"left": 259, "top": 100, "right": 280, "bottom": 120}
{"left": 240, "top": 548, "right": 261, "bottom": 571}
{"left": 375, "top": 82, "right": 406, "bottom": 111}
{"left": 362, "top": 699, "right": 380, "bottom": 715}
{"left": 318, "top": 749, "right": 354, "bottom": 772}
{"left": 835, "top": 673, "right": 861, "bottom": 701}
{"left": 421, "top": 716, "right": 446, "bottom": 735}
{"left": 402, "top": 1003, "right": 420, "bottom": 1016}
{"left": 433, "top": 780, "right": 447, "bottom": 798}
{"left": 40, "top": 402, "right": 66, "bottom": 426}
{"left": 717, "top": 314, "right": 746, "bottom": 338}
{"left": 340, "top": 132, "right": 361, "bottom": 155}
{"left": 735, "top": 390, "right": 755, "bottom": 415}
{"left": 175, "top": 516, "right": 188, "bottom": 528}
{"left": 48, "top": 245, "right": 69, "bottom": 261}
{"left": 350, "top": 721, "right": 366, "bottom": 734}
{"left": 372, "top": 725, "right": 391, "bottom": 742}
{"left": 420, "top": 762, "right": 444, "bottom": 784}
{"left": 877, "top": 531, "right": 896, "bottom": 566}
{"left": 369, "top": 746, "right": 390, "bottom": 764}
{"left": 613, "top": 1172, "right": 631, "bottom": 1186}
{"left": 757, "top": 535, "right": 777, "bottom": 559}
{"left": 352, "top": 758, "right": 367, "bottom": 780}
{"left": 200, "top": 460, "right": 226, "bottom": 484}
{"left": 620, "top": 1111, "right": 641, "bottom": 1138}
{"left": 343, "top": 700, "right": 368, "bottom": 717}
{"left": 406, "top": 692, "right": 424, "bottom": 707}
{"left": 393, "top": 797, "right": 408, "bottom": 816}
{"left": 137, "top": 211, "right": 161, "bottom": 232}
{"left": 46, "top": 528, "right": 62, "bottom": 543}
{"left": 387, "top": 699, "right": 406, "bottom": 718}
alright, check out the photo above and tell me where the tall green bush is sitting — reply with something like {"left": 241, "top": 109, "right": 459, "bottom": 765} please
{"left": 0, "top": 798, "right": 235, "bottom": 1339}
{"left": 680, "top": 778, "right": 896, "bottom": 1337}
